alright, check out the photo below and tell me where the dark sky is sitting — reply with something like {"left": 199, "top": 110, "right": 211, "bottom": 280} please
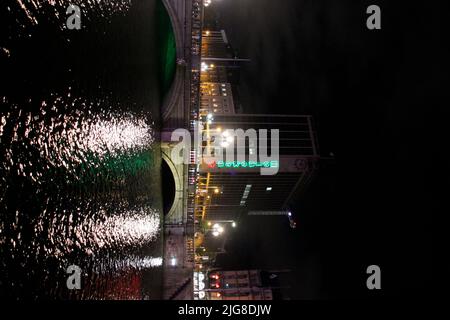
{"left": 209, "top": 0, "right": 443, "bottom": 298}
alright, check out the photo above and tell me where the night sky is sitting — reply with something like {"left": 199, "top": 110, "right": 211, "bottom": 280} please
{"left": 209, "top": 0, "right": 442, "bottom": 298}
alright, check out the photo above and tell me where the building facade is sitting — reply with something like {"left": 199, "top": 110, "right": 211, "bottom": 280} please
{"left": 196, "top": 114, "right": 318, "bottom": 221}
{"left": 201, "top": 30, "right": 233, "bottom": 59}
{"left": 207, "top": 270, "right": 273, "bottom": 300}
{"left": 200, "top": 82, "right": 235, "bottom": 115}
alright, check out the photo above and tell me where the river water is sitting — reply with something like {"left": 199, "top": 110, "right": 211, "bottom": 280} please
{"left": 0, "top": 0, "right": 169, "bottom": 299}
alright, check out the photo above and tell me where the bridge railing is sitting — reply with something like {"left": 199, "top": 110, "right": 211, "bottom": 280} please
{"left": 185, "top": 0, "right": 204, "bottom": 268}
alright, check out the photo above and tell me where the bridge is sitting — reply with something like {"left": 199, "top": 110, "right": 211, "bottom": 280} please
{"left": 160, "top": 0, "right": 201, "bottom": 300}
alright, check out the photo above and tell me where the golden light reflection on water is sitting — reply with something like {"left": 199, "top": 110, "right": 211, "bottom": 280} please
{"left": 1, "top": 0, "right": 165, "bottom": 300}
{"left": 0, "top": 90, "right": 163, "bottom": 298}
{"left": 0, "top": 93, "right": 155, "bottom": 184}
{"left": 115, "top": 256, "right": 163, "bottom": 270}
{"left": 35, "top": 205, "right": 161, "bottom": 259}
{"left": 13, "top": 0, "right": 132, "bottom": 29}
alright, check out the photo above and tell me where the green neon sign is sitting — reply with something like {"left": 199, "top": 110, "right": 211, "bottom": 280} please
{"left": 216, "top": 161, "right": 279, "bottom": 169}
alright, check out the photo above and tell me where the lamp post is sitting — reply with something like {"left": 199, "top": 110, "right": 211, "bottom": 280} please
{"left": 204, "top": 223, "right": 224, "bottom": 237}
{"left": 197, "top": 186, "right": 221, "bottom": 194}
{"left": 207, "top": 220, "right": 237, "bottom": 228}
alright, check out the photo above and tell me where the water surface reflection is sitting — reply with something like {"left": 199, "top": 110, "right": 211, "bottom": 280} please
{"left": 1, "top": 0, "right": 165, "bottom": 299}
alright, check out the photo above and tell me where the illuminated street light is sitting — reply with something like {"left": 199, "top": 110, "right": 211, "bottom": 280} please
{"left": 209, "top": 220, "right": 237, "bottom": 228}
{"left": 198, "top": 186, "right": 221, "bottom": 193}
{"left": 210, "top": 223, "right": 224, "bottom": 237}
{"left": 206, "top": 113, "right": 214, "bottom": 125}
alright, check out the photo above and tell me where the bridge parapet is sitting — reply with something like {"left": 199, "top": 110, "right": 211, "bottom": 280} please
{"left": 162, "top": 0, "right": 202, "bottom": 128}
{"left": 161, "top": 0, "right": 202, "bottom": 300}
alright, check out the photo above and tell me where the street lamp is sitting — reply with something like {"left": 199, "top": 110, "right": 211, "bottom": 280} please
{"left": 206, "top": 113, "right": 214, "bottom": 124}
{"left": 219, "top": 130, "right": 233, "bottom": 148}
{"left": 197, "top": 186, "right": 221, "bottom": 193}
{"left": 210, "top": 223, "right": 224, "bottom": 237}
{"left": 207, "top": 220, "right": 237, "bottom": 228}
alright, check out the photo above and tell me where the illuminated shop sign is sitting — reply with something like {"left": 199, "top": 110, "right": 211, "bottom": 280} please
{"left": 193, "top": 272, "right": 206, "bottom": 300}
{"left": 215, "top": 160, "right": 279, "bottom": 169}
